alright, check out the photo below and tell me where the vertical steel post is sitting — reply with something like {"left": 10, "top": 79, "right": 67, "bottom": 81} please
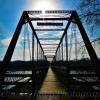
{"left": 31, "top": 26, "right": 35, "bottom": 99}
{"left": 65, "top": 31, "right": 70, "bottom": 92}
{"left": 59, "top": 46, "right": 61, "bottom": 61}
{"left": 38, "top": 45, "right": 40, "bottom": 60}
{"left": 60, "top": 45, "right": 61, "bottom": 60}
{"left": 41, "top": 50, "right": 43, "bottom": 60}
{"left": 39, "top": 46, "right": 40, "bottom": 60}
{"left": 73, "top": 24, "right": 77, "bottom": 60}
{"left": 32, "top": 32, "right": 34, "bottom": 61}
{"left": 23, "top": 24, "right": 26, "bottom": 61}
{"left": 62, "top": 42, "right": 63, "bottom": 61}
{"left": 58, "top": 48, "right": 59, "bottom": 61}
{"left": 37, "top": 41, "right": 38, "bottom": 61}
{"left": 65, "top": 33, "right": 68, "bottom": 62}
{"left": 40, "top": 46, "right": 41, "bottom": 60}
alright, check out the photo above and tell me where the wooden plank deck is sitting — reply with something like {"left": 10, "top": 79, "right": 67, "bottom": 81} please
{"left": 38, "top": 67, "right": 67, "bottom": 94}
{"left": 37, "top": 67, "right": 70, "bottom": 100}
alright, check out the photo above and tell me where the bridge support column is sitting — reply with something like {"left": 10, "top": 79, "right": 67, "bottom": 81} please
{"left": 62, "top": 42, "right": 63, "bottom": 61}
{"left": 65, "top": 32, "right": 70, "bottom": 92}
{"left": 32, "top": 32, "right": 34, "bottom": 61}
{"left": 37, "top": 42, "right": 38, "bottom": 61}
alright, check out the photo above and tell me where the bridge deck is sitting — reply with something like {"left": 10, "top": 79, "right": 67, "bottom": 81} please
{"left": 38, "top": 67, "right": 66, "bottom": 94}
{"left": 37, "top": 67, "right": 70, "bottom": 100}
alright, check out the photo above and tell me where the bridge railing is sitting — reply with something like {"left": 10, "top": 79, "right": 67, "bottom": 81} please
{"left": 51, "top": 11, "right": 100, "bottom": 99}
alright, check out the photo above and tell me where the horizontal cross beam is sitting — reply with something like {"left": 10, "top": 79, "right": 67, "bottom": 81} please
{"left": 45, "top": 10, "right": 73, "bottom": 14}
{"left": 27, "top": 10, "right": 72, "bottom": 14}
{"left": 41, "top": 44, "right": 58, "bottom": 45}
{"left": 37, "top": 22, "right": 63, "bottom": 26}
{"left": 45, "top": 55, "right": 55, "bottom": 57}
{"left": 43, "top": 49, "right": 56, "bottom": 51}
{"left": 43, "top": 47, "right": 57, "bottom": 49}
{"left": 30, "top": 17, "right": 69, "bottom": 21}
{"left": 27, "top": 11, "right": 42, "bottom": 14}
{"left": 35, "top": 29, "right": 64, "bottom": 31}
{"left": 44, "top": 51, "right": 56, "bottom": 53}
{"left": 39, "top": 38, "right": 61, "bottom": 40}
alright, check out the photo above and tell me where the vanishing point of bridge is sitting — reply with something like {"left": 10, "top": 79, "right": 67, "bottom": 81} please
{"left": 0, "top": 10, "right": 100, "bottom": 100}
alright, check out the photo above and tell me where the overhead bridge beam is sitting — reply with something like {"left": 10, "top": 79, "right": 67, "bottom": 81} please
{"left": 43, "top": 47, "right": 57, "bottom": 49}
{"left": 27, "top": 11, "right": 42, "bottom": 14}
{"left": 43, "top": 48, "right": 57, "bottom": 51}
{"left": 43, "top": 49, "right": 56, "bottom": 51}
{"left": 27, "top": 10, "right": 72, "bottom": 14}
{"left": 41, "top": 44, "right": 58, "bottom": 45}
{"left": 26, "top": 17, "right": 75, "bottom": 24}
{"left": 45, "top": 10, "right": 73, "bottom": 14}
{"left": 44, "top": 51, "right": 56, "bottom": 53}
{"left": 30, "top": 17, "right": 69, "bottom": 21}
{"left": 37, "top": 22, "right": 63, "bottom": 26}
{"left": 45, "top": 55, "right": 55, "bottom": 57}
{"left": 43, "top": 50, "right": 56, "bottom": 52}
{"left": 39, "top": 38, "right": 61, "bottom": 40}
{"left": 35, "top": 29, "right": 65, "bottom": 31}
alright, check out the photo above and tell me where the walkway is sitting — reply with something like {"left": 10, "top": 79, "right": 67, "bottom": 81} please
{"left": 37, "top": 67, "right": 70, "bottom": 100}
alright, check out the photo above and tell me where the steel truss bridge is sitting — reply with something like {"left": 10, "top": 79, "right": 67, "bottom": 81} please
{"left": 0, "top": 10, "right": 100, "bottom": 100}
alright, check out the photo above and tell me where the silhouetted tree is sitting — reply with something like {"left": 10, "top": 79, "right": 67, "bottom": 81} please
{"left": 79, "top": 0, "right": 100, "bottom": 35}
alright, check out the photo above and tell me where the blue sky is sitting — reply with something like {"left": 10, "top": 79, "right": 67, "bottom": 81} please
{"left": 0, "top": 0, "right": 78, "bottom": 36}
{"left": 0, "top": 0, "right": 99, "bottom": 61}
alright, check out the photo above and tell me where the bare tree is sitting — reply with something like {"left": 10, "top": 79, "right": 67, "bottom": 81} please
{"left": 79, "top": 0, "right": 100, "bottom": 36}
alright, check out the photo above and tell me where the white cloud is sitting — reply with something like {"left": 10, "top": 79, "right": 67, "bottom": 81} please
{"left": 1, "top": 36, "right": 21, "bottom": 47}
{"left": 37, "top": 31, "right": 50, "bottom": 38}
{"left": 1, "top": 37, "right": 12, "bottom": 46}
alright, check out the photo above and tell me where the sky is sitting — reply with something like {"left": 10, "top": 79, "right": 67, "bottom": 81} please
{"left": 0, "top": 0, "right": 99, "bottom": 61}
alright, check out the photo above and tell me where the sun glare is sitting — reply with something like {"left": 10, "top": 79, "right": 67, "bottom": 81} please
{"left": 28, "top": 0, "right": 59, "bottom": 13}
